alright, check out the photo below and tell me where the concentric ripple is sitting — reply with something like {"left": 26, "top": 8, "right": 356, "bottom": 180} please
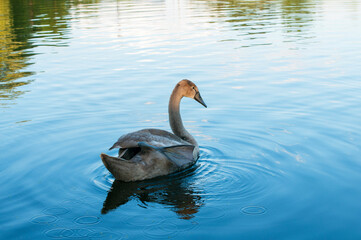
{"left": 45, "top": 228, "right": 93, "bottom": 239}
{"left": 93, "top": 142, "right": 282, "bottom": 227}
{"left": 91, "top": 163, "right": 115, "bottom": 191}
{"left": 43, "top": 207, "right": 70, "bottom": 216}
{"left": 143, "top": 220, "right": 179, "bottom": 239}
{"left": 74, "top": 216, "right": 101, "bottom": 225}
{"left": 241, "top": 206, "right": 267, "bottom": 215}
{"left": 194, "top": 146, "right": 282, "bottom": 204}
{"left": 31, "top": 215, "right": 58, "bottom": 224}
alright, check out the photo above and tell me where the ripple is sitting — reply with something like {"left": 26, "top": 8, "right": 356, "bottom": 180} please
{"left": 140, "top": 217, "right": 200, "bottom": 239}
{"left": 43, "top": 207, "right": 69, "bottom": 216}
{"left": 199, "top": 146, "right": 224, "bottom": 159}
{"left": 170, "top": 219, "right": 200, "bottom": 232}
{"left": 92, "top": 166, "right": 114, "bottom": 191}
{"left": 195, "top": 146, "right": 281, "bottom": 203}
{"left": 196, "top": 206, "right": 226, "bottom": 219}
{"left": 31, "top": 215, "right": 58, "bottom": 224}
{"left": 143, "top": 220, "right": 179, "bottom": 239}
{"left": 62, "top": 228, "right": 93, "bottom": 238}
{"left": 45, "top": 228, "right": 67, "bottom": 239}
{"left": 241, "top": 206, "right": 267, "bottom": 215}
{"left": 74, "top": 216, "right": 100, "bottom": 225}
{"left": 96, "top": 144, "right": 279, "bottom": 223}
{"left": 88, "top": 230, "right": 123, "bottom": 239}
{"left": 45, "top": 228, "right": 94, "bottom": 239}
{"left": 124, "top": 215, "right": 163, "bottom": 227}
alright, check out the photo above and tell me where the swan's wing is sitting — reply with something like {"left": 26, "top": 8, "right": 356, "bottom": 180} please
{"left": 161, "top": 145, "right": 195, "bottom": 168}
{"left": 109, "top": 142, "right": 123, "bottom": 150}
{"left": 137, "top": 142, "right": 195, "bottom": 168}
{"left": 109, "top": 129, "right": 189, "bottom": 150}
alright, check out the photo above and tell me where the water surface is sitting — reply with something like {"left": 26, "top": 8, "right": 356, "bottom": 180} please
{"left": 1, "top": 0, "right": 361, "bottom": 239}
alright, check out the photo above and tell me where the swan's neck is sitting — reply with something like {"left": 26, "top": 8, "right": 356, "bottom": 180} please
{"left": 168, "top": 87, "right": 198, "bottom": 149}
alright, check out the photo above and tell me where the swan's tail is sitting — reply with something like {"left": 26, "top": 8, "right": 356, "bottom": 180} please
{"left": 100, "top": 153, "right": 141, "bottom": 182}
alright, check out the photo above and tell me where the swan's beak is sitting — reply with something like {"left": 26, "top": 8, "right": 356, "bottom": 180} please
{"left": 194, "top": 92, "right": 207, "bottom": 108}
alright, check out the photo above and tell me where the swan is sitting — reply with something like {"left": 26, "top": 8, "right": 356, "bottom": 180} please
{"left": 100, "top": 79, "right": 207, "bottom": 182}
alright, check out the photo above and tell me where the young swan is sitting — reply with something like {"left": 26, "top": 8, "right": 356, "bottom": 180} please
{"left": 100, "top": 79, "right": 207, "bottom": 182}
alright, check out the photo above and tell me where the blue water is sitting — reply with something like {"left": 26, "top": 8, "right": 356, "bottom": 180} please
{"left": 1, "top": 0, "right": 361, "bottom": 239}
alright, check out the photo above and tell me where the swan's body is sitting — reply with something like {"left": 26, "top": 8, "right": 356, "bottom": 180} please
{"left": 100, "top": 79, "right": 207, "bottom": 182}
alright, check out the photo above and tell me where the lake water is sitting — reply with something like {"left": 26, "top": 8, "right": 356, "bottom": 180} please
{"left": 1, "top": 0, "right": 361, "bottom": 239}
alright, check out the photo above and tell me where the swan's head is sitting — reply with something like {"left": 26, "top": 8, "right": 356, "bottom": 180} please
{"left": 177, "top": 79, "right": 207, "bottom": 108}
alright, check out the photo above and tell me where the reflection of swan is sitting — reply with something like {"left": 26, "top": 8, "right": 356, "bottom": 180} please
{"left": 101, "top": 168, "right": 204, "bottom": 220}
{"left": 101, "top": 79, "right": 207, "bottom": 182}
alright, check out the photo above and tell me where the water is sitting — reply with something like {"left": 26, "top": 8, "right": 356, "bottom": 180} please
{"left": 1, "top": 0, "right": 361, "bottom": 239}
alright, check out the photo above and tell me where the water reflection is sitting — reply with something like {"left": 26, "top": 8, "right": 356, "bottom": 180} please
{"left": 280, "top": 0, "right": 316, "bottom": 43}
{"left": 101, "top": 168, "right": 204, "bottom": 220}
{"left": 196, "top": 0, "right": 316, "bottom": 45}
{"left": 0, "top": 0, "right": 71, "bottom": 106}
{"left": 0, "top": 0, "right": 321, "bottom": 106}
{"left": 10, "top": 0, "right": 71, "bottom": 46}
{"left": 198, "top": 0, "right": 275, "bottom": 26}
{"left": 0, "top": 0, "right": 32, "bottom": 105}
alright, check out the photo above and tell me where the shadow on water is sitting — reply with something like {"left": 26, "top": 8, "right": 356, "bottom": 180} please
{"left": 0, "top": 0, "right": 71, "bottom": 106}
{"left": 101, "top": 166, "right": 204, "bottom": 220}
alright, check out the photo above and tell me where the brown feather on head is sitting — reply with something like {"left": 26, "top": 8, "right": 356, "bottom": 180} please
{"left": 178, "top": 79, "right": 207, "bottom": 108}
{"left": 177, "top": 79, "right": 198, "bottom": 96}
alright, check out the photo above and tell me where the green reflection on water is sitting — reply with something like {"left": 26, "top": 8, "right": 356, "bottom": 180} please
{"left": 0, "top": 0, "right": 31, "bottom": 104}
{"left": 0, "top": 0, "right": 346, "bottom": 105}
{"left": 195, "top": 0, "right": 316, "bottom": 46}
{"left": 0, "top": 0, "right": 72, "bottom": 106}
{"left": 281, "top": 0, "right": 315, "bottom": 42}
